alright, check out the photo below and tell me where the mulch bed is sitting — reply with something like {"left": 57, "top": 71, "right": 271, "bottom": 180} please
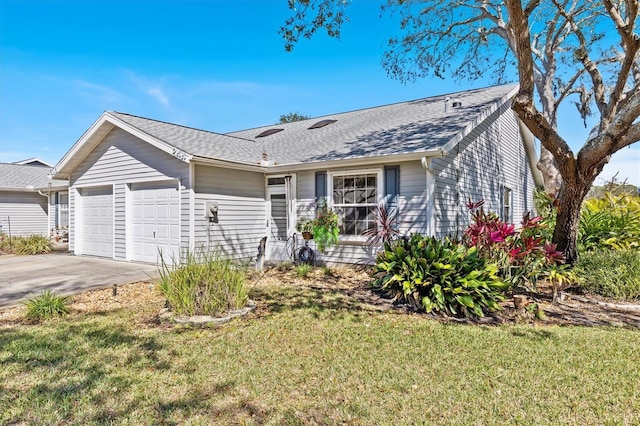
{"left": 1, "top": 266, "right": 638, "bottom": 329}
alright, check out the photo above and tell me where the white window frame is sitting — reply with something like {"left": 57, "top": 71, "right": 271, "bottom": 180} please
{"left": 328, "top": 168, "right": 383, "bottom": 243}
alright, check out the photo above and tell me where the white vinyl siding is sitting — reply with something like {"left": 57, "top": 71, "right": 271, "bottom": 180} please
{"left": 432, "top": 102, "right": 534, "bottom": 238}
{"left": 0, "top": 192, "right": 48, "bottom": 237}
{"left": 193, "top": 165, "right": 265, "bottom": 260}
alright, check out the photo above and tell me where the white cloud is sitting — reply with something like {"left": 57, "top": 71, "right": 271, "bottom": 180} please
{"left": 124, "top": 71, "right": 172, "bottom": 109}
{"left": 146, "top": 87, "right": 170, "bottom": 108}
{"left": 72, "top": 79, "right": 123, "bottom": 104}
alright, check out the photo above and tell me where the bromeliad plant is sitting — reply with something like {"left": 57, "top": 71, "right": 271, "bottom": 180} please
{"left": 463, "top": 199, "right": 564, "bottom": 289}
{"left": 373, "top": 234, "right": 509, "bottom": 318}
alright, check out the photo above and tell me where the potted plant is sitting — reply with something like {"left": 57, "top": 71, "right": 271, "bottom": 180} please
{"left": 311, "top": 203, "right": 340, "bottom": 252}
{"left": 296, "top": 217, "right": 314, "bottom": 240}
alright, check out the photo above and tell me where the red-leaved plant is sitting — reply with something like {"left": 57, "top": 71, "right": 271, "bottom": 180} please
{"left": 463, "top": 199, "right": 564, "bottom": 288}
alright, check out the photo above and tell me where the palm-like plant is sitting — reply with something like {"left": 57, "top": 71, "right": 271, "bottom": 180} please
{"left": 362, "top": 201, "right": 399, "bottom": 246}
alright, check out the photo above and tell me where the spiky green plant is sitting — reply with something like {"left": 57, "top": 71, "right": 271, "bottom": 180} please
{"left": 23, "top": 290, "right": 71, "bottom": 321}
{"left": 158, "top": 248, "right": 249, "bottom": 317}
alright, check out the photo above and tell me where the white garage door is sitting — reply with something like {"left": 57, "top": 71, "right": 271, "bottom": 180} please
{"left": 80, "top": 187, "right": 113, "bottom": 258}
{"left": 130, "top": 183, "right": 180, "bottom": 264}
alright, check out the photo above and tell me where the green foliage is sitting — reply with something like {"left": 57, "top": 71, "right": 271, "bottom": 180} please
{"left": 278, "top": 112, "right": 310, "bottom": 123}
{"left": 373, "top": 234, "right": 509, "bottom": 318}
{"left": 158, "top": 248, "right": 249, "bottom": 317}
{"left": 579, "top": 193, "right": 640, "bottom": 252}
{"left": 14, "top": 234, "right": 53, "bottom": 255}
{"left": 295, "top": 217, "right": 313, "bottom": 233}
{"left": 312, "top": 203, "right": 340, "bottom": 252}
{"left": 0, "top": 234, "right": 53, "bottom": 255}
{"left": 574, "top": 249, "right": 640, "bottom": 300}
{"left": 295, "top": 263, "right": 313, "bottom": 278}
{"left": 23, "top": 290, "right": 71, "bottom": 321}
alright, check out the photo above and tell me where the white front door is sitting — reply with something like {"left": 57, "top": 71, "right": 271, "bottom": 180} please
{"left": 266, "top": 175, "right": 296, "bottom": 261}
{"left": 80, "top": 187, "right": 113, "bottom": 258}
{"left": 130, "top": 183, "right": 180, "bottom": 264}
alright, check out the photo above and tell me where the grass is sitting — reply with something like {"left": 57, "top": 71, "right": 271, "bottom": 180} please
{"left": 1, "top": 280, "right": 639, "bottom": 424}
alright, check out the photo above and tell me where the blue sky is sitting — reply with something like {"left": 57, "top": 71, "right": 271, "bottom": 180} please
{"left": 1, "top": 0, "right": 638, "bottom": 186}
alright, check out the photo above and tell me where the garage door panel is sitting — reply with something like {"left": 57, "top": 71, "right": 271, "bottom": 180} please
{"left": 130, "top": 183, "right": 180, "bottom": 264}
{"left": 80, "top": 187, "right": 113, "bottom": 258}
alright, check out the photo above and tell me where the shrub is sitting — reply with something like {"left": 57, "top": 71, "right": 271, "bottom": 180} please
{"left": 13, "top": 235, "right": 53, "bottom": 255}
{"left": 372, "top": 234, "right": 509, "bottom": 318}
{"left": 158, "top": 249, "right": 249, "bottom": 317}
{"left": 295, "top": 263, "right": 313, "bottom": 278}
{"left": 23, "top": 290, "right": 71, "bottom": 321}
{"left": 463, "top": 200, "right": 564, "bottom": 288}
{"left": 579, "top": 194, "right": 640, "bottom": 252}
{"left": 574, "top": 249, "right": 640, "bottom": 300}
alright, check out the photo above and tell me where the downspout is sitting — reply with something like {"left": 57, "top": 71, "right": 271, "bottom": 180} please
{"left": 421, "top": 151, "right": 445, "bottom": 237}
{"left": 518, "top": 119, "right": 544, "bottom": 188}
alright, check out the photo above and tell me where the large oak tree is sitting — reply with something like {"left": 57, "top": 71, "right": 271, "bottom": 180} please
{"left": 281, "top": 0, "right": 640, "bottom": 263}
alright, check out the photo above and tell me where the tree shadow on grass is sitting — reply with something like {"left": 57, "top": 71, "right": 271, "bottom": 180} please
{"left": 251, "top": 282, "right": 397, "bottom": 322}
{"left": 0, "top": 320, "right": 195, "bottom": 424}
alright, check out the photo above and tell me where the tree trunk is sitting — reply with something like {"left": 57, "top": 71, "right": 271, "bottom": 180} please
{"left": 537, "top": 146, "right": 562, "bottom": 196}
{"left": 552, "top": 181, "right": 590, "bottom": 265}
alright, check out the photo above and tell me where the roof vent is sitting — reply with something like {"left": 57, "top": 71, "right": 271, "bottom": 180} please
{"left": 308, "top": 119, "right": 337, "bottom": 130}
{"left": 452, "top": 101, "right": 462, "bottom": 108}
{"left": 256, "top": 128, "right": 283, "bottom": 138}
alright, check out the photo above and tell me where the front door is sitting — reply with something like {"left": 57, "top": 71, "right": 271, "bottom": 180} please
{"left": 266, "top": 175, "right": 295, "bottom": 260}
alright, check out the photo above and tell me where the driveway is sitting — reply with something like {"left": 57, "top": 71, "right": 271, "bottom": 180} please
{"left": 0, "top": 252, "right": 158, "bottom": 308}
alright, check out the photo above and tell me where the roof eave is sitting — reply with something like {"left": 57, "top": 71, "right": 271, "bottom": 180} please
{"left": 266, "top": 148, "right": 447, "bottom": 173}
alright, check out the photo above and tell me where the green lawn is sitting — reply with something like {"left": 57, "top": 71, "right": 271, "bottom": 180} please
{"left": 1, "top": 280, "right": 639, "bottom": 425}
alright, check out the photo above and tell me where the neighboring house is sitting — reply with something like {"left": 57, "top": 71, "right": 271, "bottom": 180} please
{"left": 50, "top": 83, "right": 542, "bottom": 264}
{"left": 0, "top": 163, "right": 69, "bottom": 237}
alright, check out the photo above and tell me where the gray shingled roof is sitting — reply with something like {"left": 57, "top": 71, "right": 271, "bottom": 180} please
{"left": 102, "top": 84, "right": 516, "bottom": 167}
{"left": 228, "top": 84, "right": 518, "bottom": 165}
{"left": 0, "top": 163, "right": 67, "bottom": 191}
{"left": 109, "top": 112, "right": 264, "bottom": 165}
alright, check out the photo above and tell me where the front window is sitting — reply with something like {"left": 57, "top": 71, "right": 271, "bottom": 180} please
{"left": 502, "top": 186, "right": 512, "bottom": 223}
{"left": 331, "top": 172, "right": 379, "bottom": 235}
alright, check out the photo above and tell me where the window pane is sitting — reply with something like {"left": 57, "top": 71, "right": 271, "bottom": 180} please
{"left": 344, "top": 177, "right": 354, "bottom": 188}
{"left": 356, "top": 189, "right": 367, "bottom": 203}
{"left": 333, "top": 189, "right": 343, "bottom": 204}
{"left": 366, "top": 188, "right": 376, "bottom": 203}
{"left": 344, "top": 188, "right": 354, "bottom": 204}
{"left": 367, "top": 175, "right": 376, "bottom": 188}
{"left": 344, "top": 207, "right": 356, "bottom": 221}
{"left": 343, "top": 221, "right": 356, "bottom": 234}
{"left": 333, "top": 176, "right": 344, "bottom": 189}
{"left": 267, "top": 177, "right": 285, "bottom": 185}
{"left": 355, "top": 176, "right": 365, "bottom": 188}
{"left": 356, "top": 207, "right": 368, "bottom": 220}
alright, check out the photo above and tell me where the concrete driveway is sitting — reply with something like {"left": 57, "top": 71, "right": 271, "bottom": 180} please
{"left": 0, "top": 251, "right": 158, "bottom": 308}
